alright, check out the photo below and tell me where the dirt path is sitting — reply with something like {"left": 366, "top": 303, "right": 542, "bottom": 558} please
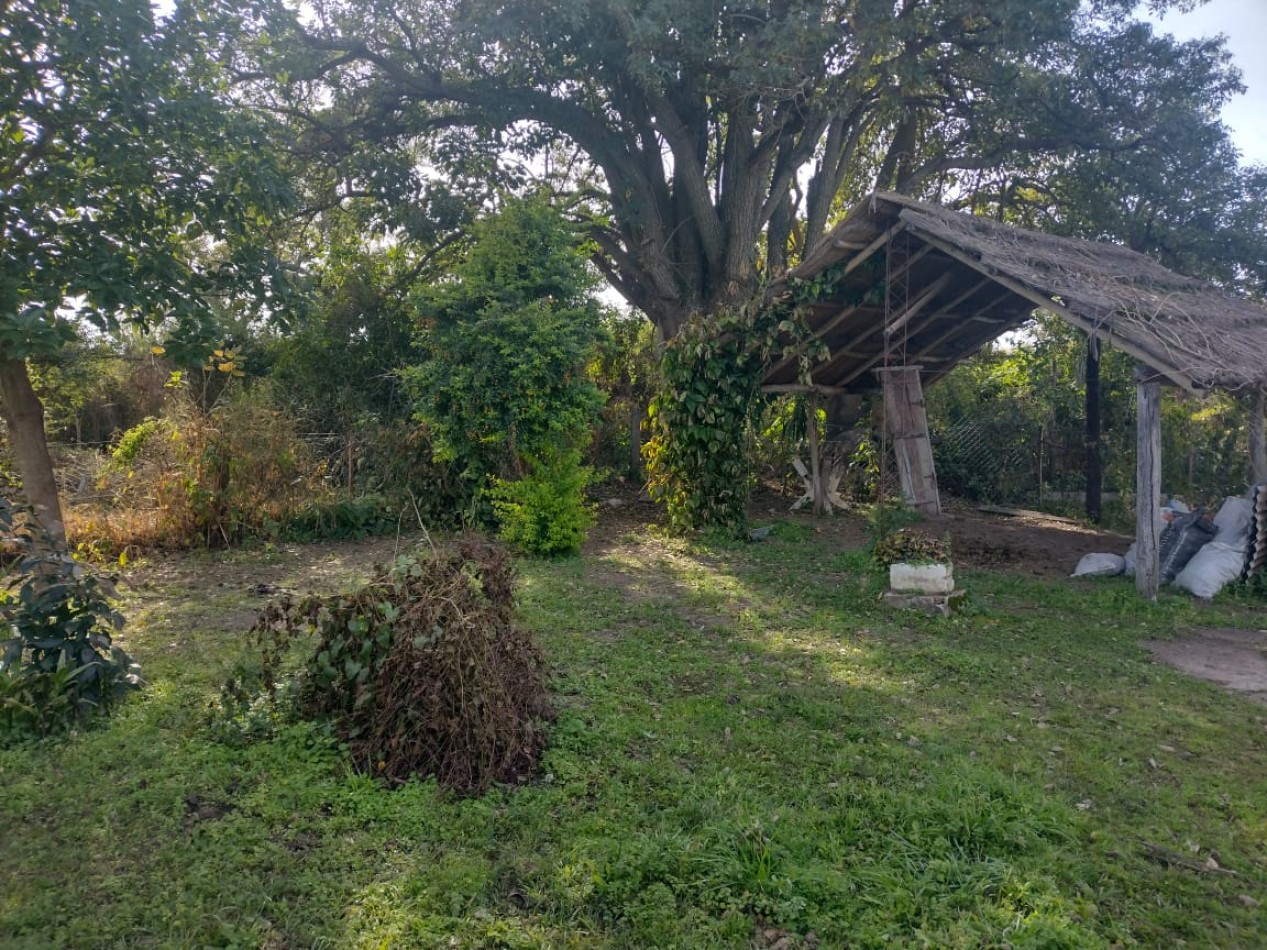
{"left": 1145, "top": 628, "right": 1267, "bottom": 705}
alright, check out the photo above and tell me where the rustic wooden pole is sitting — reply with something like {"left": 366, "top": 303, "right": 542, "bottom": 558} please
{"left": 806, "top": 393, "right": 828, "bottom": 515}
{"left": 1250, "top": 387, "right": 1267, "bottom": 485}
{"left": 877, "top": 366, "right": 941, "bottom": 515}
{"left": 1135, "top": 368, "right": 1162, "bottom": 600}
{"left": 1085, "top": 335, "right": 1102, "bottom": 523}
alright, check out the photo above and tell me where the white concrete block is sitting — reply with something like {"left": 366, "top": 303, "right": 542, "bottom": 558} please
{"left": 889, "top": 561, "right": 954, "bottom": 594}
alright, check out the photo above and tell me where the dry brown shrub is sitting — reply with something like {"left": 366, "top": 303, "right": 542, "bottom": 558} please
{"left": 250, "top": 540, "right": 554, "bottom": 793}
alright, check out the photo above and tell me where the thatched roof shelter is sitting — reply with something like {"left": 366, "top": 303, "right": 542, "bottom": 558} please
{"left": 761, "top": 192, "right": 1267, "bottom": 600}
{"left": 763, "top": 192, "right": 1267, "bottom": 394}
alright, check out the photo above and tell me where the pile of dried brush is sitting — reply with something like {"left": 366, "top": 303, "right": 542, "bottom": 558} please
{"left": 248, "top": 540, "right": 553, "bottom": 793}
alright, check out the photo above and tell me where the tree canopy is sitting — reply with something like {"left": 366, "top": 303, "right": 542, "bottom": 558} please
{"left": 249, "top": 0, "right": 1250, "bottom": 337}
{"left": 0, "top": 0, "right": 295, "bottom": 544}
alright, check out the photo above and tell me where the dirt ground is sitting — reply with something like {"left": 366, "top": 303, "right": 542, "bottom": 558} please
{"left": 1145, "top": 628, "right": 1267, "bottom": 705}
{"left": 589, "top": 488, "right": 1130, "bottom": 580}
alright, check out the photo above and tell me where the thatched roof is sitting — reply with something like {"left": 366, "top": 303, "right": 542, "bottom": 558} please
{"left": 762, "top": 192, "right": 1267, "bottom": 394}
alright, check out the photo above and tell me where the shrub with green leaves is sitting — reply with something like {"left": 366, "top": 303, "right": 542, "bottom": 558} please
{"left": 0, "top": 499, "right": 140, "bottom": 742}
{"left": 403, "top": 196, "right": 607, "bottom": 491}
{"left": 490, "top": 448, "right": 596, "bottom": 557}
{"left": 645, "top": 299, "right": 826, "bottom": 535}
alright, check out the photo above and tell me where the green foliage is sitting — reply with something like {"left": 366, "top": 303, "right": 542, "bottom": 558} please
{"left": 490, "top": 448, "right": 596, "bottom": 557}
{"left": 110, "top": 417, "right": 164, "bottom": 470}
{"left": 871, "top": 528, "right": 952, "bottom": 568}
{"left": 404, "top": 196, "right": 607, "bottom": 489}
{"left": 275, "top": 495, "right": 395, "bottom": 543}
{"left": 926, "top": 317, "right": 1255, "bottom": 518}
{"left": 587, "top": 313, "right": 660, "bottom": 479}
{"left": 104, "top": 386, "right": 326, "bottom": 547}
{"left": 253, "top": 0, "right": 1247, "bottom": 342}
{"left": 645, "top": 292, "right": 827, "bottom": 534}
{"left": 0, "top": 0, "right": 295, "bottom": 363}
{"left": 0, "top": 499, "right": 140, "bottom": 741}
{"left": 263, "top": 243, "right": 422, "bottom": 476}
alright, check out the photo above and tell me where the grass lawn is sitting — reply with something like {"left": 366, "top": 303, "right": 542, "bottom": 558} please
{"left": 2, "top": 516, "right": 1265, "bottom": 948}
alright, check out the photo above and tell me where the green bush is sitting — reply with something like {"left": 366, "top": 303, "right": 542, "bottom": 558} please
{"left": 0, "top": 500, "right": 141, "bottom": 742}
{"left": 275, "top": 494, "right": 395, "bottom": 542}
{"left": 490, "top": 448, "right": 596, "bottom": 556}
{"left": 403, "top": 196, "right": 607, "bottom": 490}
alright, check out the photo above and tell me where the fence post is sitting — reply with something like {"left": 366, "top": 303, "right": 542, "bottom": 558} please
{"left": 1135, "top": 367, "right": 1162, "bottom": 600}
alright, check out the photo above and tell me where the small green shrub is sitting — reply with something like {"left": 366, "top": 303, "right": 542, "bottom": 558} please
{"left": 109, "top": 416, "right": 164, "bottom": 470}
{"left": 275, "top": 494, "right": 395, "bottom": 542}
{"left": 0, "top": 499, "right": 141, "bottom": 743}
{"left": 490, "top": 448, "right": 596, "bottom": 557}
{"left": 871, "top": 527, "right": 952, "bottom": 567}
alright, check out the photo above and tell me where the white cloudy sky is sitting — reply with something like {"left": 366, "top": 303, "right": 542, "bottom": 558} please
{"left": 1146, "top": 0, "right": 1267, "bottom": 167}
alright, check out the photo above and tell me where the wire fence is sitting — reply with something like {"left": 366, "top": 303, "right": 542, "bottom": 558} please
{"left": 929, "top": 416, "right": 1120, "bottom": 515}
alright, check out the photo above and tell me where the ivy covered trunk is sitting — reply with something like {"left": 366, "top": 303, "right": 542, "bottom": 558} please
{"left": 0, "top": 358, "right": 66, "bottom": 550}
{"left": 645, "top": 300, "right": 826, "bottom": 534}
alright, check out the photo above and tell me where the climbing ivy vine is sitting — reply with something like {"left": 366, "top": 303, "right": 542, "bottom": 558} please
{"left": 644, "top": 278, "right": 846, "bottom": 534}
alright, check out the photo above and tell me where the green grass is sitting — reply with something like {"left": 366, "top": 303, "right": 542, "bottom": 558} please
{"left": 3, "top": 523, "right": 1266, "bottom": 948}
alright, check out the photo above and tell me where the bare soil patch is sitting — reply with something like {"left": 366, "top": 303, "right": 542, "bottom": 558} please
{"left": 584, "top": 486, "right": 1129, "bottom": 580}
{"left": 1145, "top": 628, "right": 1267, "bottom": 704}
{"left": 774, "top": 499, "right": 1126, "bottom": 579}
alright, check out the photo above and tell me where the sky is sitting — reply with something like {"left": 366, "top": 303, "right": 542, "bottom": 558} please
{"left": 1146, "top": 0, "right": 1267, "bottom": 167}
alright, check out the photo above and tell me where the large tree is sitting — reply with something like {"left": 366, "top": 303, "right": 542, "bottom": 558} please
{"left": 248, "top": 0, "right": 1229, "bottom": 339}
{"left": 0, "top": 0, "right": 293, "bottom": 546}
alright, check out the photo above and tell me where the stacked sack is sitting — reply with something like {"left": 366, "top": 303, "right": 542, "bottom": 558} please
{"left": 1172, "top": 496, "right": 1254, "bottom": 599}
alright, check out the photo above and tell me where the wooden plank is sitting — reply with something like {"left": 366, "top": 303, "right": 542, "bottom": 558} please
{"left": 764, "top": 303, "right": 865, "bottom": 378}
{"left": 841, "top": 223, "right": 906, "bottom": 279}
{"left": 770, "top": 245, "right": 939, "bottom": 380}
{"left": 904, "top": 225, "right": 1199, "bottom": 392}
{"left": 908, "top": 289, "right": 1022, "bottom": 362}
{"left": 824, "top": 273, "right": 955, "bottom": 387}
{"left": 1085, "top": 334, "right": 1102, "bottom": 524}
{"left": 806, "top": 393, "right": 828, "bottom": 515}
{"left": 1250, "top": 388, "right": 1267, "bottom": 485}
{"left": 1136, "top": 370, "right": 1162, "bottom": 600}
{"left": 882, "top": 270, "right": 953, "bottom": 336}
{"left": 761, "top": 383, "right": 847, "bottom": 395}
{"left": 878, "top": 366, "right": 941, "bottom": 514}
{"left": 794, "top": 268, "right": 989, "bottom": 390}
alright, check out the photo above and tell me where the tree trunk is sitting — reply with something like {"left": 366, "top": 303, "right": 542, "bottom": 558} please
{"left": 1085, "top": 335, "right": 1102, "bottom": 524}
{"left": 0, "top": 357, "right": 67, "bottom": 549}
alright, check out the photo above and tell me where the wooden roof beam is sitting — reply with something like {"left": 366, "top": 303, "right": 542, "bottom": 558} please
{"left": 903, "top": 224, "right": 1198, "bottom": 392}
{"left": 767, "top": 245, "right": 935, "bottom": 380}
{"left": 909, "top": 289, "right": 1018, "bottom": 362}
{"left": 811, "top": 271, "right": 962, "bottom": 387}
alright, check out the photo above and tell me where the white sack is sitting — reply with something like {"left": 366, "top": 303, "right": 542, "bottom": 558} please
{"left": 1072, "top": 553, "right": 1125, "bottom": 578}
{"left": 1211, "top": 496, "right": 1253, "bottom": 549}
{"left": 1174, "top": 542, "right": 1245, "bottom": 599}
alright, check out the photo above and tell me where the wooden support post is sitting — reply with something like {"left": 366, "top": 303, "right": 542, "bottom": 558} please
{"left": 1250, "top": 387, "right": 1267, "bottom": 485}
{"left": 1136, "top": 369, "right": 1162, "bottom": 600}
{"left": 877, "top": 366, "right": 941, "bottom": 515}
{"left": 1085, "top": 335, "right": 1102, "bottom": 524}
{"left": 806, "top": 393, "right": 828, "bottom": 515}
